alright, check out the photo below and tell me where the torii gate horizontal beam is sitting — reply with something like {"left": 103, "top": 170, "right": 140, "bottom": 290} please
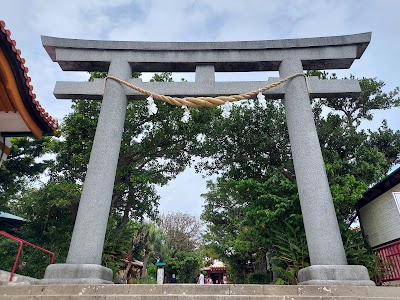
{"left": 42, "top": 33, "right": 371, "bottom": 72}
{"left": 54, "top": 77, "right": 361, "bottom": 100}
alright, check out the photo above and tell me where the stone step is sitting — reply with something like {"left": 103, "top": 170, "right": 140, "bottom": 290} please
{"left": 0, "top": 284, "right": 399, "bottom": 299}
{"left": 0, "top": 296, "right": 398, "bottom": 299}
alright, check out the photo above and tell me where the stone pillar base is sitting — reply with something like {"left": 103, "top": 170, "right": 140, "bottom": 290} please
{"left": 298, "top": 265, "right": 376, "bottom": 286}
{"left": 41, "top": 264, "right": 113, "bottom": 284}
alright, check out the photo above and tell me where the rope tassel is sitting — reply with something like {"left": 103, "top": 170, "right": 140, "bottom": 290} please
{"left": 146, "top": 95, "right": 158, "bottom": 115}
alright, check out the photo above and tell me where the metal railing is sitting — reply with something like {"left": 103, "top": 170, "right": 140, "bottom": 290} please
{"left": 0, "top": 231, "right": 55, "bottom": 281}
{"left": 376, "top": 240, "right": 400, "bottom": 282}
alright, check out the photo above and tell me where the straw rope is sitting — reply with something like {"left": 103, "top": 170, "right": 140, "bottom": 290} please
{"left": 104, "top": 73, "right": 309, "bottom": 108}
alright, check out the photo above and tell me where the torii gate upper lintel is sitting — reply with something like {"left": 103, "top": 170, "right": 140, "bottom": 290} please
{"left": 41, "top": 33, "right": 375, "bottom": 286}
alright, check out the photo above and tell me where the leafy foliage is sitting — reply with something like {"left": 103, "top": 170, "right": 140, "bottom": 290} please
{"left": 102, "top": 216, "right": 139, "bottom": 275}
{"left": 156, "top": 212, "right": 203, "bottom": 282}
{"left": 199, "top": 73, "right": 400, "bottom": 284}
{"left": 247, "top": 271, "right": 271, "bottom": 284}
{"left": 0, "top": 237, "right": 20, "bottom": 273}
{"left": 1, "top": 70, "right": 399, "bottom": 285}
{"left": 194, "top": 100, "right": 292, "bottom": 180}
{"left": 164, "top": 251, "right": 202, "bottom": 283}
{"left": 270, "top": 221, "right": 309, "bottom": 285}
{"left": 0, "top": 137, "right": 54, "bottom": 210}
{"left": 52, "top": 72, "right": 216, "bottom": 224}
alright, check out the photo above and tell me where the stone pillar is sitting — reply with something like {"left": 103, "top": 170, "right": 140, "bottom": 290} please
{"left": 279, "top": 59, "right": 374, "bottom": 285}
{"left": 157, "top": 268, "right": 164, "bottom": 284}
{"left": 42, "top": 59, "right": 131, "bottom": 284}
{"left": 279, "top": 59, "right": 347, "bottom": 266}
{"left": 195, "top": 65, "right": 215, "bottom": 82}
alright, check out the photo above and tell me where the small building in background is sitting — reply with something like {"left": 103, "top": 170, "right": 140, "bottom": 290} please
{"left": 201, "top": 259, "right": 228, "bottom": 284}
{"left": 117, "top": 256, "right": 144, "bottom": 284}
{"left": 356, "top": 167, "right": 400, "bottom": 285}
{"left": 0, "top": 20, "right": 58, "bottom": 166}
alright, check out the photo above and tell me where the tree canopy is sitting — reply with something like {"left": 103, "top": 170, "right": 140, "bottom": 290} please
{"left": 198, "top": 73, "right": 400, "bottom": 283}
{"left": 1, "top": 71, "right": 399, "bottom": 284}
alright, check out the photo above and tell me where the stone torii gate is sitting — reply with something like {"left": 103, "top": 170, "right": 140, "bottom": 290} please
{"left": 41, "top": 33, "right": 374, "bottom": 285}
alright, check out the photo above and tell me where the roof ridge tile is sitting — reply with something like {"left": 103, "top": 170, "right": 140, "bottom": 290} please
{"left": 0, "top": 20, "right": 59, "bottom": 132}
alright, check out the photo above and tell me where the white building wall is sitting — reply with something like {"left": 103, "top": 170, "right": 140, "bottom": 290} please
{"left": 359, "top": 183, "right": 400, "bottom": 248}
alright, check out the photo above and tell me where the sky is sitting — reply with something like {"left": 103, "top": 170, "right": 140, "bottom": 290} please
{"left": 2, "top": 0, "right": 400, "bottom": 217}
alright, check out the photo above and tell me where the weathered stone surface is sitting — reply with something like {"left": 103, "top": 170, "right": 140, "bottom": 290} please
{"left": 263, "top": 285, "right": 298, "bottom": 295}
{"left": 229, "top": 285, "right": 263, "bottom": 295}
{"left": 96, "top": 284, "right": 162, "bottom": 295}
{"left": 41, "top": 59, "right": 132, "bottom": 284}
{"left": 53, "top": 77, "right": 361, "bottom": 101}
{"left": 279, "top": 59, "right": 348, "bottom": 267}
{"left": 42, "top": 33, "right": 371, "bottom": 72}
{"left": 365, "top": 286, "right": 400, "bottom": 297}
{"left": 298, "top": 265, "right": 375, "bottom": 286}
{"left": 163, "top": 284, "right": 230, "bottom": 295}
{"left": 0, "top": 270, "right": 39, "bottom": 285}
{"left": 65, "top": 59, "right": 132, "bottom": 266}
{"left": 41, "top": 264, "right": 113, "bottom": 284}
{"left": 0, "top": 284, "right": 400, "bottom": 299}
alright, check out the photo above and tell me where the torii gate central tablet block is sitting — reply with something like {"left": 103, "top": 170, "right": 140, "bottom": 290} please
{"left": 41, "top": 33, "right": 374, "bottom": 285}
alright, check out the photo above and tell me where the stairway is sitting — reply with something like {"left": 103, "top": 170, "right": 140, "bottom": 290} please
{"left": 0, "top": 284, "right": 399, "bottom": 299}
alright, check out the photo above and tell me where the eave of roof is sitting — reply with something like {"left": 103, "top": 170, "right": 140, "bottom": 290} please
{"left": 121, "top": 258, "right": 143, "bottom": 269}
{"left": 0, "top": 20, "right": 58, "bottom": 138}
{"left": 0, "top": 211, "right": 27, "bottom": 222}
{"left": 356, "top": 167, "right": 400, "bottom": 208}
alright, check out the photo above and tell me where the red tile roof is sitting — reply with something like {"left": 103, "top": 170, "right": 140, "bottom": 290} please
{"left": 0, "top": 20, "right": 58, "bottom": 135}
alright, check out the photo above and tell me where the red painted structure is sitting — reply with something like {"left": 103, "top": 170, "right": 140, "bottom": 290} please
{"left": 0, "top": 231, "right": 54, "bottom": 281}
{"left": 201, "top": 260, "right": 228, "bottom": 284}
{"left": 376, "top": 240, "right": 400, "bottom": 282}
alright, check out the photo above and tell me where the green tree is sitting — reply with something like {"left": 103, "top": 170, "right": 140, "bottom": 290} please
{"left": 0, "top": 136, "right": 54, "bottom": 210}
{"left": 128, "top": 222, "right": 164, "bottom": 278}
{"left": 2, "top": 71, "right": 214, "bottom": 279}
{"left": 159, "top": 212, "right": 202, "bottom": 257}
{"left": 53, "top": 72, "right": 215, "bottom": 223}
{"left": 164, "top": 251, "right": 202, "bottom": 283}
{"left": 201, "top": 175, "right": 301, "bottom": 283}
{"left": 2, "top": 179, "right": 81, "bottom": 278}
{"left": 199, "top": 74, "right": 400, "bottom": 284}
{"left": 194, "top": 99, "right": 292, "bottom": 180}
{"left": 270, "top": 221, "right": 309, "bottom": 285}
{"left": 157, "top": 212, "right": 203, "bottom": 282}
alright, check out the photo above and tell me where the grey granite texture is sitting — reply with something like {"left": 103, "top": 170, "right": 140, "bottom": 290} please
{"left": 42, "top": 264, "right": 113, "bottom": 284}
{"left": 53, "top": 77, "right": 361, "bottom": 101}
{"left": 42, "top": 60, "right": 131, "bottom": 283}
{"left": 195, "top": 65, "right": 215, "bottom": 83}
{"left": 66, "top": 60, "right": 131, "bottom": 265}
{"left": 0, "top": 270, "right": 39, "bottom": 285}
{"left": 41, "top": 33, "right": 371, "bottom": 72}
{"left": 279, "top": 58, "right": 348, "bottom": 266}
{"left": 4, "top": 284, "right": 400, "bottom": 298}
{"left": 298, "top": 265, "right": 376, "bottom": 286}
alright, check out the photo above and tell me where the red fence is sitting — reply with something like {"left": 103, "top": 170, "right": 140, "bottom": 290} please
{"left": 376, "top": 240, "right": 400, "bottom": 282}
{"left": 0, "top": 231, "right": 54, "bottom": 281}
